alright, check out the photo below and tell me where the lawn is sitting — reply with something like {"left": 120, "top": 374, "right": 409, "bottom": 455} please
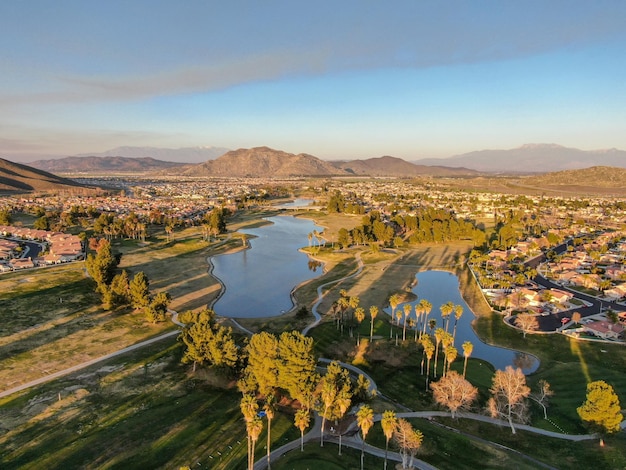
{"left": 0, "top": 341, "right": 300, "bottom": 470}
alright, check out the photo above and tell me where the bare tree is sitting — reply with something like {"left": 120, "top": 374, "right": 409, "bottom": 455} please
{"left": 393, "top": 418, "right": 424, "bottom": 469}
{"left": 515, "top": 313, "right": 539, "bottom": 338}
{"left": 487, "top": 366, "right": 531, "bottom": 434}
{"left": 430, "top": 371, "right": 478, "bottom": 418}
{"left": 530, "top": 379, "right": 554, "bottom": 419}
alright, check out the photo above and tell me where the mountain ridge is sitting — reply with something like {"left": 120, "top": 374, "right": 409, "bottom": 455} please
{"left": 412, "top": 144, "right": 626, "bottom": 173}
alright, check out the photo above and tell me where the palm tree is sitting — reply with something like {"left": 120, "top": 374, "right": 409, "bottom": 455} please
{"left": 354, "top": 307, "right": 365, "bottom": 344}
{"left": 452, "top": 304, "right": 463, "bottom": 341}
{"left": 424, "top": 340, "right": 435, "bottom": 390}
{"left": 381, "top": 410, "right": 397, "bottom": 470}
{"left": 440, "top": 301, "right": 454, "bottom": 332}
{"left": 414, "top": 303, "right": 423, "bottom": 338}
{"left": 240, "top": 394, "right": 258, "bottom": 469}
{"left": 388, "top": 294, "right": 401, "bottom": 338}
{"left": 420, "top": 300, "right": 433, "bottom": 337}
{"left": 462, "top": 341, "right": 473, "bottom": 378}
{"left": 419, "top": 334, "right": 433, "bottom": 376}
{"left": 247, "top": 417, "right": 264, "bottom": 470}
{"left": 444, "top": 345, "right": 458, "bottom": 377}
{"left": 369, "top": 305, "right": 379, "bottom": 342}
{"left": 402, "top": 303, "right": 412, "bottom": 341}
{"left": 441, "top": 332, "right": 453, "bottom": 376}
{"left": 433, "top": 328, "right": 445, "bottom": 378}
{"left": 264, "top": 395, "right": 276, "bottom": 469}
{"left": 336, "top": 389, "right": 352, "bottom": 456}
{"left": 428, "top": 318, "right": 437, "bottom": 335}
{"left": 356, "top": 405, "right": 374, "bottom": 470}
{"left": 294, "top": 409, "right": 310, "bottom": 452}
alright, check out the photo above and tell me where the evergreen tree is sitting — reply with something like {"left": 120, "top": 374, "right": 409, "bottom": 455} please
{"left": 129, "top": 272, "right": 151, "bottom": 309}
{"left": 85, "top": 239, "right": 118, "bottom": 289}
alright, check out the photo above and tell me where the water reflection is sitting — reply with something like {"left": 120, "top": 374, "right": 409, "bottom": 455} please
{"left": 400, "top": 270, "right": 539, "bottom": 374}
{"left": 211, "top": 215, "right": 323, "bottom": 318}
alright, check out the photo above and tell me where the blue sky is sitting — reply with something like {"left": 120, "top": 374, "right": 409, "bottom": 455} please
{"left": 1, "top": 1, "right": 625, "bottom": 161}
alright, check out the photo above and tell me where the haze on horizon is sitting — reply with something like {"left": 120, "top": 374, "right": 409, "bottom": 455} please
{"left": 1, "top": 1, "right": 625, "bottom": 163}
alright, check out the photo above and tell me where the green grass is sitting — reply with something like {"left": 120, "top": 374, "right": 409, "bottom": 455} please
{"left": 474, "top": 311, "right": 626, "bottom": 433}
{"left": 0, "top": 342, "right": 298, "bottom": 470}
{"left": 273, "top": 441, "right": 384, "bottom": 470}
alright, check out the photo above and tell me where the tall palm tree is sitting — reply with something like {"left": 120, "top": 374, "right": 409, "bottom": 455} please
{"left": 264, "top": 395, "right": 276, "bottom": 469}
{"left": 419, "top": 334, "right": 433, "bottom": 376}
{"left": 388, "top": 294, "right": 400, "bottom": 338}
{"left": 452, "top": 304, "right": 463, "bottom": 342}
{"left": 294, "top": 409, "right": 310, "bottom": 452}
{"left": 414, "top": 303, "right": 423, "bottom": 338}
{"left": 336, "top": 389, "right": 352, "bottom": 456}
{"left": 428, "top": 318, "right": 437, "bottom": 335}
{"left": 247, "top": 417, "right": 264, "bottom": 470}
{"left": 402, "top": 303, "right": 412, "bottom": 341}
{"left": 440, "top": 332, "right": 453, "bottom": 375}
{"left": 440, "top": 301, "right": 454, "bottom": 333}
{"left": 433, "top": 328, "right": 445, "bottom": 378}
{"left": 354, "top": 307, "right": 365, "bottom": 345}
{"left": 240, "top": 394, "right": 258, "bottom": 469}
{"left": 381, "top": 410, "right": 398, "bottom": 470}
{"left": 369, "top": 305, "right": 379, "bottom": 342}
{"left": 420, "top": 300, "right": 433, "bottom": 337}
{"left": 356, "top": 405, "right": 374, "bottom": 470}
{"left": 444, "top": 345, "right": 458, "bottom": 377}
{"left": 462, "top": 341, "right": 473, "bottom": 378}
{"left": 423, "top": 338, "right": 435, "bottom": 389}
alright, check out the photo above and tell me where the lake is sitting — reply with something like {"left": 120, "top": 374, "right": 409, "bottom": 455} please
{"left": 396, "top": 270, "right": 539, "bottom": 374}
{"left": 211, "top": 215, "right": 323, "bottom": 318}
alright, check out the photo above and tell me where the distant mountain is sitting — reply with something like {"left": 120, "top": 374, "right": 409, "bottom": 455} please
{"left": 179, "top": 147, "right": 349, "bottom": 177}
{"left": 77, "top": 146, "right": 230, "bottom": 163}
{"left": 413, "top": 144, "right": 626, "bottom": 173}
{"left": 29, "top": 156, "right": 188, "bottom": 173}
{"left": 333, "top": 155, "right": 479, "bottom": 177}
{"left": 0, "top": 158, "right": 94, "bottom": 194}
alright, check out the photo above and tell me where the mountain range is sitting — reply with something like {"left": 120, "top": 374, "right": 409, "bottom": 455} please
{"left": 76, "top": 146, "right": 229, "bottom": 163}
{"left": 29, "top": 156, "right": 188, "bottom": 173}
{"left": 413, "top": 144, "right": 626, "bottom": 173}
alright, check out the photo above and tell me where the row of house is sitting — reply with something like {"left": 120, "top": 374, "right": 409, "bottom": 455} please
{"left": 0, "top": 225, "right": 84, "bottom": 272}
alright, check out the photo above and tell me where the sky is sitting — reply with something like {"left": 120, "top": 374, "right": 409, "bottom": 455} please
{"left": 1, "top": 1, "right": 625, "bottom": 162}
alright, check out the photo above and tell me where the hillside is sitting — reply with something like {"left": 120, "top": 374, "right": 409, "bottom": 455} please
{"left": 179, "top": 147, "right": 349, "bottom": 177}
{"left": 522, "top": 166, "right": 626, "bottom": 191}
{"left": 333, "top": 155, "right": 478, "bottom": 177}
{"left": 29, "top": 156, "right": 189, "bottom": 173}
{"left": 0, "top": 158, "right": 95, "bottom": 194}
{"left": 413, "top": 144, "right": 626, "bottom": 173}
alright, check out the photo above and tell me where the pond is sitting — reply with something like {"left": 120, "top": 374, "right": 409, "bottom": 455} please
{"left": 397, "top": 270, "right": 539, "bottom": 374}
{"left": 211, "top": 215, "right": 323, "bottom": 318}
